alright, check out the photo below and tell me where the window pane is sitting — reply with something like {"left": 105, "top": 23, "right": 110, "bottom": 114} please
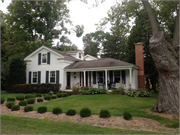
{"left": 42, "top": 54, "right": 47, "bottom": 63}
{"left": 33, "top": 78, "right": 37, "bottom": 83}
{"left": 50, "top": 71, "right": 55, "bottom": 83}
{"left": 114, "top": 71, "right": 120, "bottom": 76}
{"left": 33, "top": 72, "right": 37, "bottom": 77}
{"left": 50, "top": 77, "right": 55, "bottom": 83}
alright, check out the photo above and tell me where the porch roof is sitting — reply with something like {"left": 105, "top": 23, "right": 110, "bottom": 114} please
{"left": 65, "top": 58, "right": 136, "bottom": 69}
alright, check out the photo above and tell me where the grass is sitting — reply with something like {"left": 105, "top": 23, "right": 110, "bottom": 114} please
{"left": 1, "top": 115, "right": 164, "bottom": 134}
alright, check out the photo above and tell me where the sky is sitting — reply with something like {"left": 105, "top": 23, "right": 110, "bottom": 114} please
{"left": 0, "top": 0, "right": 118, "bottom": 50}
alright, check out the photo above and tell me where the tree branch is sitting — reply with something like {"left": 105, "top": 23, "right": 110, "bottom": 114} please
{"left": 136, "top": 12, "right": 151, "bottom": 27}
{"left": 142, "top": 0, "right": 160, "bottom": 34}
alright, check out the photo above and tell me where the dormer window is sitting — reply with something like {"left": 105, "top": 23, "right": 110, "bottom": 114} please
{"left": 42, "top": 54, "right": 47, "bottom": 63}
{"left": 79, "top": 53, "right": 81, "bottom": 58}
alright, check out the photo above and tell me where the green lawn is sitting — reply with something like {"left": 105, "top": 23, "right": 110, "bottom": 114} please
{"left": 1, "top": 115, "right": 164, "bottom": 134}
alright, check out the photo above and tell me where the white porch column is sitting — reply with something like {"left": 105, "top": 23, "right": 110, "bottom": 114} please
{"left": 105, "top": 70, "right": 108, "bottom": 90}
{"left": 129, "top": 68, "right": 132, "bottom": 87}
{"left": 83, "top": 71, "right": 86, "bottom": 87}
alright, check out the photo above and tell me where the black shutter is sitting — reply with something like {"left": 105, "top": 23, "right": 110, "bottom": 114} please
{"left": 29, "top": 71, "right": 31, "bottom": 84}
{"left": 93, "top": 71, "right": 96, "bottom": 84}
{"left": 47, "top": 52, "right": 50, "bottom": 64}
{"left": 110, "top": 71, "right": 113, "bottom": 84}
{"left": 56, "top": 70, "right": 59, "bottom": 84}
{"left": 38, "top": 53, "right": 41, "bottom": 65}
{"left": 122, "top": 70, "right": 126, "bottom": 84}
{"left": 46, "top": 71, "right": 49, "bottom": 83}
{"left": 38, "top": 71, "right": 41, "bottom": 84}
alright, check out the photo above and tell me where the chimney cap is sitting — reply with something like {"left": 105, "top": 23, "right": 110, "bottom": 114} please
{"left": 134, "top": 42, "right": 143, "bottom": 45}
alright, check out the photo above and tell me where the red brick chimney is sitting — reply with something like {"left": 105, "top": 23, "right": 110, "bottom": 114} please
{"left": 134, "top": 42, "right": 145, "bottom": 90}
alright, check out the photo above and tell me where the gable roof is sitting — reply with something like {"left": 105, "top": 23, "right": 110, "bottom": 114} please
{"left": 83, "top": 54, "right": 99, "bottom": 60}
{"left": 65, "top": 58, "right": 137, "bottom": 69}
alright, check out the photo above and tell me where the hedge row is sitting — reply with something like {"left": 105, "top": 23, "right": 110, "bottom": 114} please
{"left": 13, "top": 84, "right": 61, "bottom": 93}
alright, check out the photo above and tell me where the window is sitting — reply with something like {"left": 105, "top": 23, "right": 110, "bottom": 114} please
{"left": 50, "top": 71, "right": 55, "bottom": 83}
{"left": 98, "top": 71, "right": 103, "bottom": 83}
{"left": 114, "top": 71, "right": 120, "bottom": 83}
{"left": 33, "top": 72, "right": 37, "bottom": 83}
{"left": 79, "top": 53, "right": 81, "bottom": 58}
{"left": 42, "top": 54, "right": 47, "bottom": 63}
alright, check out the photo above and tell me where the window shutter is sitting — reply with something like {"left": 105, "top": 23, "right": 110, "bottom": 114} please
{"left": 38, "top": 53, "right": 41, "bottom": 65}
{"left": 46, "top": 71, "right": 49, "bottom": 83}
{"left": 29, "top": 71, "right": 31, "bottom": 84}
{"left": 56, "top": 70, "right": 59, "bottom": 84}
{"left": 47, "top": 52, "right": 50, "bottom": 64}
{"left": 38, "top": 71, "right": 41, "bottom": 84}
{"left": 122, "top": 70, "right": 126, "bottom": 84}
{"left": 110, "top": 71, "right": 113, "bottom": 84}
{"left": 93, "top": 71, "right": 96, "bottom": 84}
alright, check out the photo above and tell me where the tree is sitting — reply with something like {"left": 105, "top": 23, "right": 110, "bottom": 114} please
{"left": 53, "top": 44, "right": 78, "bottom": 51}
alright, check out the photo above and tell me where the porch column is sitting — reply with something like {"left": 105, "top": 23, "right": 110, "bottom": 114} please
{"left": 129, "top": 68, "right": 132, "bottom": 87}
{"left": 105, "top": 70, "right": 108, "bottom": 90}
{"left": 83, "top": 71, "right": 86, "bottom": 87}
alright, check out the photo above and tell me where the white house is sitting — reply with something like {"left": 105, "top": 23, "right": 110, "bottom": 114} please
{"left": 24, "top": 45, "right": 144, "bottom": 91}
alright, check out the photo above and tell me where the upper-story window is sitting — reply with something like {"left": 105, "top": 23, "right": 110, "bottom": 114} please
{"left": 42, "top": 54, "right": 47, "bottom": 63}
{"left": 79, "top": 53, "right": 81, "bottom": 58}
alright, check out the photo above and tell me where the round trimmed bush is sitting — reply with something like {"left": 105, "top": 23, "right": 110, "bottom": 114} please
{"left": 36, "top": 94, "right": 42, "bottom": 97}
{"left": 11, "top": 105, "right": 20, "bottom": 111}
{"left": 16, "top": 95, "right": 25, "bottom": 100}
{"left": 52, "top": 107, "right": 62, "bottom": 114}
{"left": 6, "top": 102, "right": 15, "bottom": 109}
{"left": 51, "top": 96, "right": 57, "bottom": 99}
{"left": 24, "top": 106, "right": 33, "bottom": 112}
{"left": 1, "top": 98, "right": 5, "bottom": 104}
{"left": 18, "top": 100, "right": 27, "bottom": 106}
{"left": 62, "top": 93, "right": 68, "bottom": 97}
{"left": 7, "top": 97, "right": 15, "bottom": 101}
{"left": 100, "top": 110, "right": 111, "bottom": 118}
{"left": 25, "top": 95, "right": 33, "bottom": 99}
{"left": 57, "top": 93, "right": 62, "bottom": 98}
{"left": 37, "top": 106, "right": 47, "bottom": 113}
{"left": 123, "top": 111, "right": 132, "bottom": 120}
{"left": 80, "top": 107, "right": 91, "bottom": 117}
{"left": 27, "top": 98, "right": 35, "bottom": 104}
{"left": 37, "top": 98, "right": 43, "bottom": 102}
{"left": 66, "top": 109, "right": 76, "bottom": 116}
{"left": 44, "top": 95, "right": 52, "bottom": 100}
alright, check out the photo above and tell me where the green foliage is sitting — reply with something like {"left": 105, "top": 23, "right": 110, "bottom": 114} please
{"left": 18, "top": 100, "right": 27, "bottom": 106}
{"left": 37, "top": 98, "right": 43, "bottom": 102}
{"left": 48, "top": 91, "right": 54, "bottom": 95}
{"left": 127, "top": 89, "right": 152, "bottom": 97}
{"left": 6, "top": 102, "right": 15, "bottom": 109}
{"left": 100, "top": 110, "right": 111, "bottom": 118}
{"left": 62, "top": 93, "right": 68, "bottom": 97}
{"left": 16, "top": 95, "right": 25, "bottom": 100}
{"left": 37, "top": 106, "right": 47, "bottom": 113}
{"left": 24, "top": 106, "right": 33, "bottom": 112}
{"left": 111, "top": 89, "right": 125, "bottom": 95}
{"left": 66, "top": 109, "right": 76, "bottom": 116}
{"left": 7, "top": 97, "right": 15, "bottom": 101}
{"left": 51, "top": 96, "right": 57, "bottom": 99}
{"left": 81, "top": 87, "right": 89, "bottom": 91}
{"left": 80, "top": 108, "right": 91, "bottom": 117}
{"left": 36, "top": 94, "right": 42, "bottom": 97}
{"left": 1, "top": 98, "right": 5, "bottom": 104}
{"left": 81, "top": 88, "right": 108, "bottom": 95}
{"left": 67, "top": 92, "right": 72, "bottom": 96}
{"left": 57, "top": 93, "right": 63, "bottom": 98}
{"left": 123, "top": 111, "right": 132, "bottom": 120}
{"left": 52, "top": 107, "right": 62, "bottom": 114}
{"left": 11, "top": 105, "right": 20, "bottom": 111}
{"left": 72, "top": 86, "right": 80, "bottom": 95}
{"left": 25, "top": 95, "right": 33, "bottom": 99}
{"left": 44, "top": 95, "right": 52, "bottom": 100}
{"left": 27, "top": 98, "right": 35, "bottom": 104}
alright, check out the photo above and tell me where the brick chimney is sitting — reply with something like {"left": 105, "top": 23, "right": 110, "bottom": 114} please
{"left": 134, "top": 42, "right": 145, "bottom": 90}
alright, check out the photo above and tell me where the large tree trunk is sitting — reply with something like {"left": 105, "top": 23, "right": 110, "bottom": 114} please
{"left": 149, "top": 31, "right": 179, "bottom": 115}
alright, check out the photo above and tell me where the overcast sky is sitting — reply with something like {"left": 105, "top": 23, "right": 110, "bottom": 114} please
{"left": 0, "top": 0, "right": 117, "bottom": 50}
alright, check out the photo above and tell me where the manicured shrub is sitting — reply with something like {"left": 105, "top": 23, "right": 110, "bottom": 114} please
{"left": 127, "top": 89, "right": 152, "bottom": 97}
{"left": 37, "top": 106, "right": 47, "bottom": 113}
{"left": 37, "top": 98, "right": 43, "bottom": 102}
{"left": 48, "top": 91, "right": 54, "bottom": 95}
{"left": 27, "top": 98, "right": 35, "bottom": 104}
{"left": 80, "top": 107, "right": 91, "bottom": 117}
{"left": 18, "top": 100, "right": 27, "bottom": 106}
{"left": 52, "top": 107, "right": 62, "bottom": 114}
{"left": 62, "top": 93, "right": 68, "bottom": 97}
{"left": 36, "top": 94, "right": 42, "bottom": 97}
{"left": 51, "top": 96, "right": 57, "bottom": 99}
{"left": 67, "top": 92, "right": 72, "bottom": 96}
{"left": 44, "top": 95, "right": 52, "bottom": 100}
{"left": 100, "top": 110, "right": 111, "bottom": 118}
{"left": 54, "top": 91, "right": 58, "bottom": 94}
{"left": 72, "top": 86, "right": 79, "bottom": 95}
{"left": 24, "top": 106, "right": 33, "bottom": 112}
{"left": 25, "top": 95, "right": 33, "bottom": 99}
{"left": 81, "top": 87, "right": 89, "bottom": 91}
{"left": 57, "top": 93, "right": 63, "bottom": 98}
{"left": 6, "top": 102, "right": 15, "bottom": 109}
{"left": 1, "top": 98, "right": 5, "bottom": 104}
{"left": 7, "top": 97, "right": 15, "bottom": 101}
{"left": 16, "top": 95, "right": 25, "bottom": 100}
{"left": 11, "top": 105, "right": 20, "bottom": 111}
{"left": 81, "top": 90, "right": 88, "bottom": 95}
{"left": 66, "top": 109, "right": 76, "bottom": 116}
{"left": 123, "top": 111, "right": 132, "bottom": 120}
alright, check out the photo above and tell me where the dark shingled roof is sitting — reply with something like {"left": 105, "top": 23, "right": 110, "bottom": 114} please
{"left": 65, "top": 58, "right": 134, "bottom": 69}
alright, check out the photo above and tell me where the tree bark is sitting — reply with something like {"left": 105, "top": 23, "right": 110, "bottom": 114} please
{"left": 149, "top": 31, "right": 179, "bottom": 115}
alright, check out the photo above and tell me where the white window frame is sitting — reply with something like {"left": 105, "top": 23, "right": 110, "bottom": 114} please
{"left": 32, "top": 71, "right": 38, "bottom": 84}
{"left": 50, "top": 71, "right": 56, "bottom": 83}
{"left": 42, "top": 53, "right": 47, "bottom": 63}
